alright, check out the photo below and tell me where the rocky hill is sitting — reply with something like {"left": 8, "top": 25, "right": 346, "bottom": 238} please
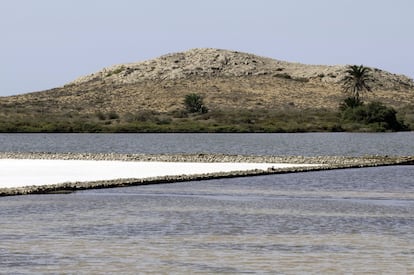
{"left": 71, "top": 48, "right": 413, "bottom": 91}
{"left": 0, "top": 48, "right": 413, "bottom": 132}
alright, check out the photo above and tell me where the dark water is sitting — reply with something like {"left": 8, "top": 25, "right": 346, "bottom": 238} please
{"left": 0, "top": 166, "right": 413, "bottom": 273}
{"left": 0, "top": 132, "right": 413, "bottom": 156}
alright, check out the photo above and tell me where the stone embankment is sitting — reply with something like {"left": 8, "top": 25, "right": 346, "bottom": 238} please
{"left": 1, "top": 152, "right": 413, "bottom": 196}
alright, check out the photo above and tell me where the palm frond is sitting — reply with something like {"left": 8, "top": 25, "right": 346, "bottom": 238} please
{"left": 340, "top": 65, "right": 373, "bottom": 100}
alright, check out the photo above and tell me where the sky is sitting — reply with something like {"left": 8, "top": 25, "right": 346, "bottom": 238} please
{"left": 1, "top": 0, "right": 413, "bottom": 96}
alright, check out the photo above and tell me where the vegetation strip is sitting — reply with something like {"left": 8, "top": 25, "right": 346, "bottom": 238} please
{"left": 0, "top": 153, "right": 412, "bottom": 196}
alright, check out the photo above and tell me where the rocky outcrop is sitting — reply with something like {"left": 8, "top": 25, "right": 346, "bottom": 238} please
{"left": 70, "top": 48, "right": 414, "bottom": 90}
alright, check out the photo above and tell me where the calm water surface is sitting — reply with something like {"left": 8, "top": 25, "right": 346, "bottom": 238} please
{"left": 0, "top": 132, "right": 413, "bottom": 156}
{"left": 1, "top": 133, "right": 413, "bottom": 273}
{"left": 1, "top": 166, "right": 414, "bottom": 274}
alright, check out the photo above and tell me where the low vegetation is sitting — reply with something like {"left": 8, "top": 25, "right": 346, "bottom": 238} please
{"left": 0, "top": 88, "right": 411, "bottom": 133}
{"left": 0, "top": 105, "right": 387, "bottom": 133}
{"left": 0, "top": 64, "right": 411, "bottom": 133}
{"left": 0, "top": 106, "right": 410, "bottom": 133}
{"left": 339, "top": 99, "right": 408, "bottom": 131}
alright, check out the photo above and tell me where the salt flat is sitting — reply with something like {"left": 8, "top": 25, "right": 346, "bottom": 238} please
{"left": 0, "top": 159, "right": 316, "bottom": 188}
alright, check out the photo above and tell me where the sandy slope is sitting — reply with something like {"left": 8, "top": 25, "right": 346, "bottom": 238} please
{"left": 2, "top": 48, "right": 413, "bottom": 116}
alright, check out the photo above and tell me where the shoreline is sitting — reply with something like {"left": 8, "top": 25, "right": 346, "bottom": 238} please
{"left": 1, "top": 152, "right": 413, "bottom": 196}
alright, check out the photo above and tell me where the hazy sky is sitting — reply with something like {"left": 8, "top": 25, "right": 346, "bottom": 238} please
{"left": 1, "top": 0, "right": 413, "bottom": 96}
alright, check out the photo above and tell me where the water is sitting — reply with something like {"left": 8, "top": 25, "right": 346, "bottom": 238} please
{"left": 0, "top": 132, "right": 413, "bottom": 156}
{"left": 1, "top": 133, "right": 413, "bottom": 273}
{"left": 1, "top": 166, "right": 413, "bottom": 274}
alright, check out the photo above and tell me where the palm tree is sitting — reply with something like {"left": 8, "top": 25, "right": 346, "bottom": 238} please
{"left": 341, "top": 65, "right": 373, "bottom": 101}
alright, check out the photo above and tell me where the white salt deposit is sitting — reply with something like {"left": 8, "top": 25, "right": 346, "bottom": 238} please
{"left": 0, "top": 159, "right": 317, "bottom": 188}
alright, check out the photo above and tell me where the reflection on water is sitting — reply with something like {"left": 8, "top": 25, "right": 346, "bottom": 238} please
{"left": 1, "top": 166, "right": 413, "bottom": 273}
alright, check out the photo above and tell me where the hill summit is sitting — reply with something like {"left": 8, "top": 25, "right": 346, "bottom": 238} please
{"left": 71, "top": 48, "right": 413, "bottom": 91}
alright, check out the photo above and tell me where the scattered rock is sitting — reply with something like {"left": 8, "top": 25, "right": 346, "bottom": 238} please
{"left": 1, "top": 152, "right": 412, "bottom": 196}
{"left": 70, "top": 48, "right": 414, "bottom": 90}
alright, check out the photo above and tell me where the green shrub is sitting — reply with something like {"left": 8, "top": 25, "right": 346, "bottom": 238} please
{"left": 341, "top": 101, "right": 408, "bottom": 131}
{"left": 184, "top": 93, "right": 209, "bottom": 114}
{"left": 339, "top": 97, "right": 364, "bottom": 111}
